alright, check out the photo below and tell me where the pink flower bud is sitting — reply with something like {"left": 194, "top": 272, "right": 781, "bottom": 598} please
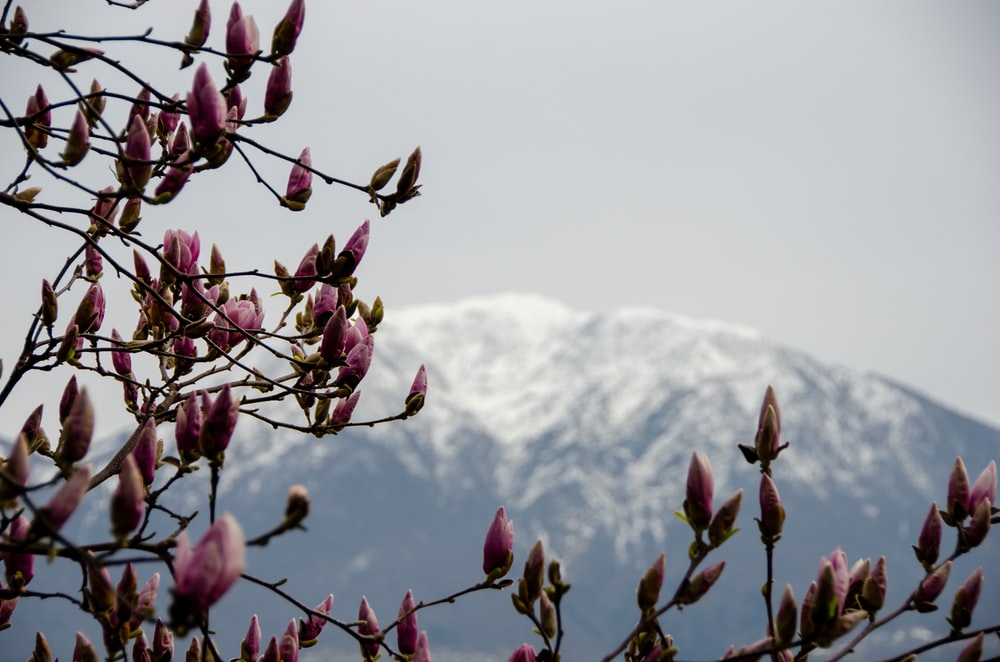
{"left": 956, "top": 632, "right": 984, "bottom": 662}
{"left": 969, "top": 460, "right": 996, "bottom": 515}
{"left": 861, "top": 555, "right": 887, "bottom": 613}
{"left": 38, "top": 465, "right": 91, "bottom": 532}
{"left": 914, "top": 502, "right": 942, "bottom": 567}
{"left": 84, "top": 243, "right": 103, "bottom": 279}
{"left": 130, "top": 418, "right": 157, "bottom": 486}
{"left": 775, "top": 584, "right": 797, "bottom": 646}
{"left": 175, "top": 393, "right": 202, "bottom": 462}
{"left": 170, "top": 122, "right": 191, "bottom": 157}
{"left": 313, "top": 284, "right": 338, "bottom": 321}
{"left": 73, "top": 281, "right": 105, "bottom": 334}
{"left": 271, "top": 0, "right": 305, "bottom": 57}
{"left": 397, "top": 589, "right": 418, "bottom": 655}
{"left": 339, "top": 220, "right": 370, "bottom": 276}
{"left": 483, "top": 505, "right": 514, "bottom": 578}
{"left": 111, "top": 454, "right": 144, "bottom": 537}
{"left": 684, "top": 452, "right": 714, "bottom": 530}
{"left": 198, "top": 384, "right": 239, "bottom": 461}
{"left": 163, "top": 229, "right": 201, "bottom": 276}
{"left": 122, "top": 115, "right": 152, "bottom": 192}
{"left": 61, "top": 110, "right": 90, "bottom": 166}
{"left": 25, "top": 85, "right": 50, "bottom": 149}
{"left": 226, "top": 3, "right": 260, "bottom": 76}
{"left": 186, "top": 63, "right": 226, "bottom": 146}
{"left": 965, "top": 498, "right": 991, "bottom": 548}
{"left": 2, "top": 515, "right": 34, "bottom": 588}
{"left": 507, "top": 643, "right": 536, "bottom": 662}
{"left": 110, "top": 329, "right": 132, "bottom": 376}
{"left": 10, "top": 6, "right": 28, "bottom": 41}
{"left": 320, "top": 306, "right": 349, "bottom": 363}
{"left": 74, "top": 632, "right": 98, "bottom": 662}
{"left": 637, "top": 551, "right": 665, "bottom": 611}
{"left": 299, "top": 594, "right": 333, "bottom": 643}
{"left": 293, "top": 243, "right": 318, "bottom": 293}
{"left": 758, "top": 473, "right": 785, "bottom": 540}
{"left": 154, "top": 164, "right": 192, "bottom": 203}
{"left": 158, "top": 94, "right": 181, "bottom": 139}
{"left": 0, "top": 588, "right": 17, "bottom": 627}
{"left": 329, "top": 391, "right": 361, "bottom": 427}
{"left": 915, "top": 560, "right": 951, "bottom": 606}
{"left": 680, "top": 560, "right": 725, "bottom": 605}
{"left": 358, "top": 596, "right": 381, "bottom": 658}
{"left": 708, "top": 488, "right": 742, "bottom": 547}
{"left": 0, "top": 434, "right": 30, "bottom": 504}
{"left": 57, "top": 387, "right": 93, "bottom": 465}
{"left": 131, "top": 574, "right": 161, "bottom": 632}
{"left": 947, "top": 457, "right": 971, "bottom": 521}
{"left": 264, "top": 57, "right": 293, "bottom": 120}
{"left": 184, "top": 0, "right": 211, "bottom": 48}
{"left": 241, "top": 614, "right": 261, "bottom": 661}
{"left": 413, "top": 631, "right": 431, "bottom": 662}
{"left": 170, "top": 512, "right": 246, "bottom": 630}
{"left": 405, "top": 364, "right": 428, "bottom": 415}
{"left": 279, "top": 619, "right": 299, "bottom": 662}
{"left": 522, "top": 538, "right": 545, "bottom": 603}
{"left": 949, "top": 566, "right": 983, "bottom": 632}
{"left": 41, "top": 279, "right": 57, "bottom": 327}
{"left": 284, "top": 147, "right": 312, "bottom": 209}
{"left": 119, "top": 196, "right": 142, "bottom": 233}
{"left": 337, "top": 334, "right": 374, "bottom": 388}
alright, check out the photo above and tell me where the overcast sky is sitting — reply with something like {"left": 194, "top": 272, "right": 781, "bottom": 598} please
{"left": 2, "top": 2, "right": 998, "bottom": 431}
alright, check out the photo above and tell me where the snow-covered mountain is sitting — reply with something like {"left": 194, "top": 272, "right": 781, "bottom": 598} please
{"left": 9, "top": 293, "right": 1000, "bottom": 660}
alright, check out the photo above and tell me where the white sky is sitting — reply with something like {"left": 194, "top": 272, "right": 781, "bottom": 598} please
{"left": 2, "top": 2, "right": 998, "bottom": 431}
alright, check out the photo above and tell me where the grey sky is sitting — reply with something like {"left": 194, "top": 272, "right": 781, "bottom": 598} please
{"left": 2, "top": 2, "right": 998, "bottom": 430}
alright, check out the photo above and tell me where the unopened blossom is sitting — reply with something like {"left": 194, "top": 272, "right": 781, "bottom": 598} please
{"left": 405, "top": 364, "right": 428, "bottom": 415}
{"left": 132, "top": 632, "right": 151, "bottom": 662}
{"left": 279, "top": 619, "right": 299, "bottom": 662}
{"left": 186, "top": 63, "right": 226, "bottom": 146}
{"left": 10, "top": 6, "right": 28, "bottom": 42}
{"left": 679, "top": 560, "right": 725, "bottom": 605}
{"left": 915, "top": 502, "right": 943, "bottom": 567}
{"left": 57, "top": 387, "right": 94, "bottom": 465}
{"left": 3, "top": 515, "right": 34, "bottom": 588}
{"left": 130, "top": 573, "right": 161, "bottom": 632}
{"left": 329, "top": 391, "right": 360, "bottom": 427}
{"left": 170, "top": 512, "right": 246, "bottom": 631}
{"left": 861, "top": 555, "right": 887, "bottom": 613}
{"left": 775, "top": 584, "right": 797, "bottom": 646}
{"left": 225, "top": 84, "right": 247, "bottom": 119}
{"left": 522, "top": 539, "right": 545, "bottom": 604}
{"left": 158, "top": 94, "right": 181, "bottom": 139}
{"left": 758, "top": 473, "right": 785, "bottom": 540}
{"left": 320, "top": 306, "right": 348, "bottom": 363}
{"left": 225, "top": 3, "right": 259, "bottom": 76}
{"left": 397, "top": 589, "right": 418, "bottom": 655}
{"left": 20, "top": 404, "right": 43, "bottom": 446}
{"left": 198, "top": 384, "right": 240, "bottom": 462}
{"left": 0, "top": 434, "right": 30, "bottom": 504}
{"left": 73, "top": 281, "right": 105, "bottom": 334}
{"left": 357, "top": 596, "right": 380, "bottom": 658}
{"left": 956, "top": 632, "right": 984, "bottom": 662}
{"left": 339, "top": 220, "right": 370, "bottom": 275}
{"left": 293, "top": 243, "right": 319, "bottom": 293}
{"left": 37, "top": 465, "right": 91, "bottom": 533}
{"left": 41, "top": 279, "right": 57, "bottom": 327}
{"left": 170, "top": 122, "right": 190, "bottom": 157}
{"left": 965, "top": 498, "right": 991, "bottom": 548}
{"left": 110, "top": 329, "right": 132, "bottom": 376}
{"left": 0, "top": 588, "right": 18, "bottom": 627}
{"left": 969, "top": 460, "right": 997, "bottom": 515}
{"left": 175, "top": 393, "right": 202, "bottom": 462}
{"left": 947, "top": 457, "right": 971, "bottom": 521}
{"left": 684, "top": 452, "right": 714, "bottom": 530}
{"left": 284, "top": 147, "right": 312, "bottom": 209}
{"left": 756, "top": 385, "right": 782, "bottom": 464}
{"left": 413, "top": 631, "right": 432, "bottom": 662}
{"left": 709, "top": 488, "right": 742, "bottom": 547}
{"left": 260, "top": 637, "right": 279, "bottom": 662}
{"left": 119, "top": 197, "right": 142, "bottom": 233}
{"left": 241, "top": 614, "right": 261, "bottom": 661}
{"left": 86, "top": 562, "right": 115, "bottom": 613}
{"left": 264, "top": 57, "right": 293, "bottom": 120}
{"left": 914, "top": 560, "right": 951, "bottom": 606}
{"left": 74, "top": 632, "right": 98, "bottom": 662}
{"left": 123, "top": 115, "right": 152, "bottom": 191}
{"left": 337, "top": 334, "right": 374, "bottom": 387}
{"left": 312, "top": 283, "right": 338, "bottom": 321}
{"left": 637, "top": 551, "right": 665, "bottom": 612}
{"left": 111, "top": 454, "right": 145, "bottom": 537}
{"left": 483, "top": 506, "right": 514, "bottom": 578}
{"left": 80, "top": 79, "right": 106, "bottom": 127}
{"left": 25, "top": 85, "right": 50, "bottom": 149}
{"left": 61, "top": 110, "right": 90, "bottom": 165}
{"left": 299, "top": 594, "right": 333, "bottom": 643}
{"left": 184, "top": 0, "right": 211, "bottom": 49}
{"left": 154, "top": 164, "right": 192, "bottom": 203}
{"left": 949, "top": 566, "right": 983, "bottom": 632}
{"left": 508, "top": 643, "right": 536, "bottom": 662}
{"left": 271, "top": 0, "right": 305, "bottom": 57}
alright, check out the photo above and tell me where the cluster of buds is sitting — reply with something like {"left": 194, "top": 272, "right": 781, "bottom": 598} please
{"left": 173, "top": 384, "right": 240, "bottom": 466}
{"left": 82, "top": 560, "right": 160, "bottom": 653}
{"left": 678, "top": 452, "right": 743, "bottom": 551}
{"left": 799, "top": 548, "right": 885, "bottom": 648}
{"left": 943, "top": 458, "right": 996, "bottom": 551}
{"left": 511, "top": 538, "right": 570, "bottom": 650}
{"left": 367, "top": 146, "right": 423, "bottom": 217}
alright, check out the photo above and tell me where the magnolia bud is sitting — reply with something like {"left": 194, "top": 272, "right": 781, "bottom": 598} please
{"left": 397, "top": 589, "right": 418, "bottom": 655}
{"left": 357, "top": 596, "right": 380, "bottom": 659}
{"left": 483, "top": 506, "right": 515, "bottom": 579}
{"left": 683, "top": 452, "right": 714, "bottom": 531}
{"left": 110, "top": 454, "right": 144, "bottom": 537}
{"left": 708, "top": 488, "right": 742, "bottom": 547}
{"left": 637, "top": 552, "right": 665, "bottom": 612}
